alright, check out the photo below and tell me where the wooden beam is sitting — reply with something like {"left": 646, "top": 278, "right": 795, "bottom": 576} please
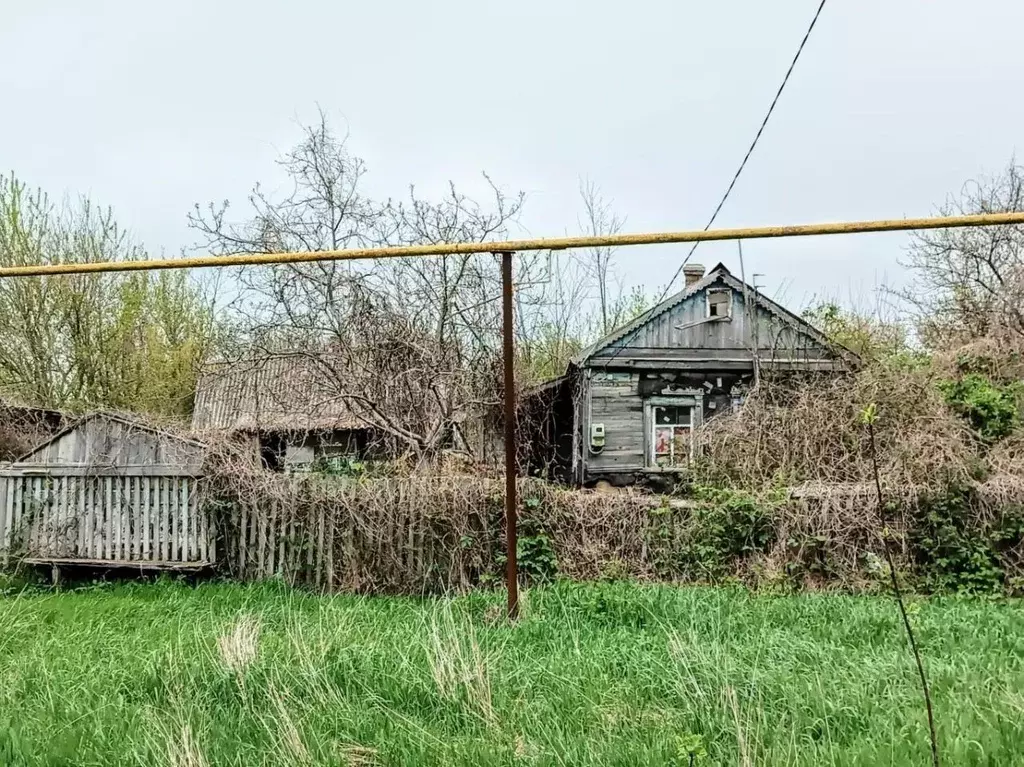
{"left": 21, "top": 557, "right": 214, "bottom": 571}
{"left": 0, "top": 465, "right": 203, "bottom": 478}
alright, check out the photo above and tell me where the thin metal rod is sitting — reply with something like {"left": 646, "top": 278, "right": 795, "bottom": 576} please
{"left": 737, "top": 240, "right": 760, "bottom": 388}
{"left": 3, "top": 211, "right": 1024, "bottom": 277}
{"left": 500, "top": 251, "right": 519, "bottom": 620}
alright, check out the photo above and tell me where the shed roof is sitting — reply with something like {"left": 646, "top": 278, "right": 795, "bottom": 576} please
{"left": 0, "top": 398, "right": 66, "bottom": 421}
{"left": 0, "top": 402, "right": 70, "bottom": 462}
{"left": 191, "top": 354, "right": 366, "bottom": 433}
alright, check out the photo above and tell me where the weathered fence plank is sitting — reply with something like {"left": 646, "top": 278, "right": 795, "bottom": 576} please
{"left": 12, "top": 478, "right": 22, "bottom": 558}
{"left": 0, "top": 476, "right": 9, "bottom": 566}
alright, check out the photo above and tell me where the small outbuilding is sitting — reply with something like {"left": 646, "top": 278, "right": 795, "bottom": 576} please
{"left": 0, "top": 412, "right": 212, "bottom": 574}
{"left": 520, "top": 262, "right": 859, "bottom": 486}
{"left": 192, "top": 355, "right": 380, "bottom": 471}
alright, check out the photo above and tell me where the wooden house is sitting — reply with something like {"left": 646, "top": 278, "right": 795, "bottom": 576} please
{"left": 192, "top": 355, "right": 379, "bottom": 471}
{"left": 0, "top": 412, "right": 212, "bottom": 573}
{"left": 521, "top": 263, "right": 859, "bottom": 486}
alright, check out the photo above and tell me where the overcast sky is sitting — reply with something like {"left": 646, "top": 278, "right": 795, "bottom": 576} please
{"left": 3, "top": 0, "right": 1023, "bottom": 309}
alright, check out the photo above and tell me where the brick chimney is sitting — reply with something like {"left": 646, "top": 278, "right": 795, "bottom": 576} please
{"left": 683, "top": 263, "right": 705, "bottom": 289}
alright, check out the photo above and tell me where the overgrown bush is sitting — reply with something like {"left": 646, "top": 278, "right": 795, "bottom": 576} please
{"left": 493, "top": 497, "right": 559, "bottom": 584}
{"left": 202, "top": 432, "right": 1024, "bottom": 596}
{"left": 909, "top": 486, "right": 1024, "bottom": 594}
{"left": 938, "top": 373, "right": 1022, "bottom": 442}
{"left": 675, "top": 487, "right": 779, "bottom": 580}
{"left": 694, "top": 347, "right": 990, "bottom": 491}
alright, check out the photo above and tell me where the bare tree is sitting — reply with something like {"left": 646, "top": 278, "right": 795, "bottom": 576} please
{"left": 189, "top": 115, "right": 653, "bottom": 462}
{"left": 902, "top": 161, "right": 1024, "bottom": 348}
{"left": 513, "top": 249, "right": 591, "bottom": 385}
{"left": 189, "top": 112, "right": 536, "bottom": 460}
{"left": 512, "top": 181, "right": 647, "bottom": 385}
{"left": 578, "top": 179, "right": 626, "bottom": 335}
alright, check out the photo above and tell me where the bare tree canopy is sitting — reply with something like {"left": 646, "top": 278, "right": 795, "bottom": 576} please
{"left": 577, "top": 179, "right": 650, "bottom": 336}
{"left": 189, "top": 114, "right": 647, "bottom": 460}
{"left": 190, "top": 112, "right": 531, "bottom": 459}
{"left": 904, "top": 161, "right": 1024, "bottom": 348}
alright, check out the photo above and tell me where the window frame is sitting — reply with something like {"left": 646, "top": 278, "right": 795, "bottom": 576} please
{"left": 644, "top": 393, "right": 703, "bottom": 471}
{"left": 706, "top": 288, "right": 733, "bottom": 319}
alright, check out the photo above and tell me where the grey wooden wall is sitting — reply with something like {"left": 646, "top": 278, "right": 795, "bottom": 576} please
{"left": 592, "top": 285, "right": 842, "bottom": 368}
{"left": 20, "top": 416, "right": 205, "bottom": 470}
{"left": 580, "top": 372, "right": 706, "bottom": 479}
{"left": 584, "top": 372, "right": 646, "bottom": 474}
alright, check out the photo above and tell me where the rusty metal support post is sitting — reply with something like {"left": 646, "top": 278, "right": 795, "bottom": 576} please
{"left": 499, "top": 250, "right": 519, "bottom": 619}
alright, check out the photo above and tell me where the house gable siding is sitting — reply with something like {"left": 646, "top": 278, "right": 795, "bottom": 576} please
{"left": 593, "top": 282, "right": 843, "bottom": 367}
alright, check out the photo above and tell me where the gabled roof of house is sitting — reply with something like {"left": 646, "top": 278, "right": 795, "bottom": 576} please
{"left": 572, "top": 262, "right": 859, "bottom": 366}
{"left": 191, "top": 354, "right": 367, "bottom": 433}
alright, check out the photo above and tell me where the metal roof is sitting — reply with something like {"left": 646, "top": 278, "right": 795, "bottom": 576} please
{"left": 191, "top": 354, "right": 367, "bottom": 433}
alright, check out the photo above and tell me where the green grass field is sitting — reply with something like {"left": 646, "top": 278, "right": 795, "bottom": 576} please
{"left": 1, "top": 581, "right": 1023, "bottom": 766}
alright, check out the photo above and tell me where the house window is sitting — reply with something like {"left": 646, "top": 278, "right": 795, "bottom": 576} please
{"left": 650, "top": 404, "right": 692, "bottom": 467}
{"left": 707, "top": 289, "right": 732, "bottom": 319}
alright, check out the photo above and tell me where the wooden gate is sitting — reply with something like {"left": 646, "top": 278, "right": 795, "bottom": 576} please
{"left": 0, "top": 413, "right": 214, "bottom": 571}
{"left": 0, "top": 468, "right": 214, "bottom": 568}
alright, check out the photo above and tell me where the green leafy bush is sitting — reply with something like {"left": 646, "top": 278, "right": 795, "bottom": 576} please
{"left": 305, "top": 456, "right": 402, "bottom": 479}
{"left": 494, "top": 496, "right": 558, "bottom": 584}
{"left": 909, "top": 487, "right": 1024, "bottom": 594}
{"left": 677, "top": 487, "right": 779, "bottom": 580}
{"left": 784, "top": 533, "right": 836, "bottom": 585}
{"left": 938, "top": 373, "right": 1021, "bottom": 442}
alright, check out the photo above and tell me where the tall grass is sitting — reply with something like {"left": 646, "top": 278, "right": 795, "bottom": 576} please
{"left": 1, "top": 581, "right": 1022, "bottom": 765}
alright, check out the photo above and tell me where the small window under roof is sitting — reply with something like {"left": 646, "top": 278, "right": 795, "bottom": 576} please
{"left": 707, "top": 288, "right": 732, "bottom": 319}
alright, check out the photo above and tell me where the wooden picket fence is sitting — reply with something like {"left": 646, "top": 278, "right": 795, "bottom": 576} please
{"left": 215, "top": 475, "right": 504, "bottom": 593}
{"left": 0, "top": 467, "right": 214, "bottom": 569}
{"left": 210, "top": 474, "right": 680, "bottom": 594}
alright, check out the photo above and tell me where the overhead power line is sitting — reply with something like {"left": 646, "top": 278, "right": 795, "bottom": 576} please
{"left": 662, "top": 0, "right": 830, "bottom": 297}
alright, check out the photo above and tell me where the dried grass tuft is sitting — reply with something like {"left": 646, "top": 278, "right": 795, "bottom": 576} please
{"left": 216, "top": 614, "right": 261, "bottom": 676}
{"left": 335, "top": 744, "right": 379, "bottom": 766}
{"left": 165, "top": 724, "right": 209, "bottom": 767}
{"left": 266, "top": 687, "right": 311, "bottom": 764}
{"left": 426, "top": 604, "right": 496, "bottom": 726}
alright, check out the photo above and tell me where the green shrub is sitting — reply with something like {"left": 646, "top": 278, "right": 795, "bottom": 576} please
{"left": 677, "top": 487, "right": 779, "bottom": 580}
{"left": 938, "top": 373, "right": 1021, "bottom": 442}
{"left": 909, "top": 487, "right": 1024, "bottom": 594}
{"left": 306, "top": 456, "right": 391, "bottom": 478}
{"left": 784, "top": 533, "right": 836, "bottom": 585}
{"left": 494, "top": 496, "right": 558, "bottom": 584}
{"left": 0, "top": 569, "right": 44, "bottom": 595}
